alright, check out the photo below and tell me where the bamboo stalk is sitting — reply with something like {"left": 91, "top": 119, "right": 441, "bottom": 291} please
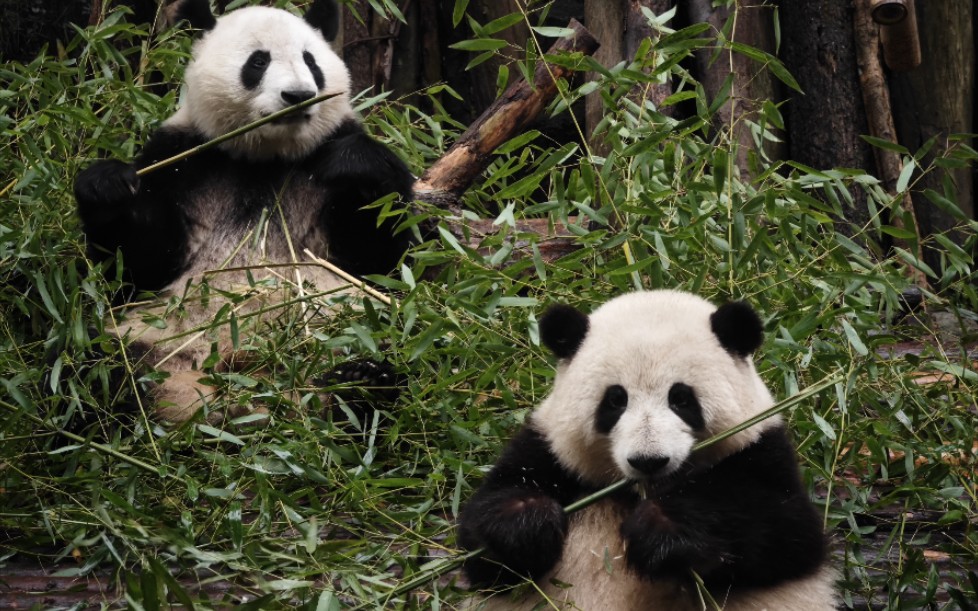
{"left": 0, "top": 398, "right": 180, "bottom": 479}
{"left": 351, "top": 370, "right": 844, "bottom": 608}
{"left": 135, "top": 91, "right": 341, "bottom": 176}
{"left": 879, "top": 0, "right": 920, "bottom": 71}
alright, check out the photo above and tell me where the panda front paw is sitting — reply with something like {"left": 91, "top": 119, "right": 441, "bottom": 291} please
{"left": 74, "top": 160, "right": 140, "bottom": 210}
{"left": 621, "top": 500, "right": 722, "bottom": 582}
{"left": 458, "top": 489, "right": 567, "bottom": 586}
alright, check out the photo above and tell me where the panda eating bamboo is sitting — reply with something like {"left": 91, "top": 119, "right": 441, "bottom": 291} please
{"left": 458, "top": 290, "right": 837, "bottom": 610}
{"left": 74, "top": 0, "right": 413, "bottom": 423}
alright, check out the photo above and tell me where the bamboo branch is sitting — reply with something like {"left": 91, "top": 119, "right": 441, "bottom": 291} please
{"left": 351, "top": 370, "right": 844, "bottom": 609}
{"left": 0, "top": 398, "right": 182, "bottom": 479}
{"left": 135, "top": 91, "right": 342, "bottom": 176}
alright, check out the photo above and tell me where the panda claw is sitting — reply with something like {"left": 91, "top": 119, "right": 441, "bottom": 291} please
{"left": 75, "top": 159, "right": 140, "bottom": 208}
{"left": 621, "top": 500, "right": 718, "bottom": 581}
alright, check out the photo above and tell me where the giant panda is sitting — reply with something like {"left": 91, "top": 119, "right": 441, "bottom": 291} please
{"left": 457, "top": 290, "right": 837, "bottom": 610}
{"left": 73, "top": 0, "right": 413, "bottom": 423}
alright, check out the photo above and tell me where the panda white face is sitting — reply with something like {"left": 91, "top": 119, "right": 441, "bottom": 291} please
{"left": 173, "top": 5, "right": 354, "bottom": 160}
{"left": 533, "top": 291, "right": 779, "bottom": 486}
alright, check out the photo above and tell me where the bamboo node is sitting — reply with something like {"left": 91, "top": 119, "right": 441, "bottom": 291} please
{"left": 870, "top": 0, "right": 908, "bottom": 25}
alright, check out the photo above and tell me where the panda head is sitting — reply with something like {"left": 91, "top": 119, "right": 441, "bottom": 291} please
{"left": 533, "top": 290, "right": 778, "bottom": 486}
{"left": 165, "top": 0, "right": 353, "bottom": 161}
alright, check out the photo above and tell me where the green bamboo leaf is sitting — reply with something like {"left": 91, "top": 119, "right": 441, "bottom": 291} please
{"left": 727, "top": 41, "right": 801, "bottom": 93}
{"left": 449, "top": 38, "right": 508, "bottom": 52}
{"left": 452, "top": 0, "right": 469, "bottom": 26}
{"left": 531, "top": 26, "right": 575, "bottom": 38}
{"left": 483, "top": 13, "right": 523, "bottom": 35}
{"left": 895, "top": 159, "right": 915, "bottom": 193}
{"left": 32, "top": 273, "right": 64, "bottom": 324}
{"left": 197, "top": 424, "right": 245, "bottom": 446}
{"left": 840, "top": 319, "right": 868, "bottom": 356}
{"left": 926, "top": 361, "right": 978, "bottom": 383}
{"left": 861, "top": 135, "right": 909, "bottom": 154}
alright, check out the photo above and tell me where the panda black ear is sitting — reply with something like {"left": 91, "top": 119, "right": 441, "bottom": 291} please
{"left": 305, "top": 0, "right": 341, "bottom": 42}
{"left": 710, "top": 301, "right": 763, "bottom": 358}
{"left": 165, "top": 0, "right": 217, "bottom": 31}
{"left": 540, "top": 304, "right": 589, "bottom": 359}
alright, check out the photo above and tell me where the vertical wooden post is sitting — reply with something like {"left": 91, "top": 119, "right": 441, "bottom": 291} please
{"left": 888, "top": 0, "right": 975, "bottom": 258}
{"left": 584, "top": 0, "right": 625, "bottom": 158}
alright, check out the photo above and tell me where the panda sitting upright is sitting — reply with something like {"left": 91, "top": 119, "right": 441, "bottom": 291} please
{"left": 73, "top": 0, "right": 413, "bottom": 423}
{"left": 458, "top": 290, "right": 836, "bottom": 610}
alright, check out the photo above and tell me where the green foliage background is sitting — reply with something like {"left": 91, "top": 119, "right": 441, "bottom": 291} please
{"left": 1, "top": 2, "right": 977, "bottom": 609}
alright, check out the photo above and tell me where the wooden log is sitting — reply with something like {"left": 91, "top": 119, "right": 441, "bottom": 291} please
{"left": 780, "top": 0, "right": 875, "bottom": 232}
{"left": 413, "top": 19, "right": 600, "bottom": 209}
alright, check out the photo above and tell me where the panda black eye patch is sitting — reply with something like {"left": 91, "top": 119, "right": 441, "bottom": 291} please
{"left": 668, "top": 382, "right": 705, "bottom": 430}
{"left": 595, "top": 384, "right": 628, "bottom": 434}
{"left": 241, "top": 50, "right": 271, "bottom": 89}
{"left": 303, "top": 51, "right": 325, "bottom": 90}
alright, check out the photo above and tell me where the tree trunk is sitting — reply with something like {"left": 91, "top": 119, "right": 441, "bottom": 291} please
{"left": 339, "top": 1, "right": 418, "bottom": 99}
{"left": 688, "top": 0, "right": 782, "bottom": 174}
{"left": 889, "top": 0, "right": 975, "bottom": 249}
{"left": 584, "top": 0, "right": 625, "bottom": 157}
{"left": 779, "top": 0, "right": 875, "bottom": 230}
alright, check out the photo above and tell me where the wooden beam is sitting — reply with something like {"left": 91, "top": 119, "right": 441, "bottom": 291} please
{"left": 413, "top": 19, "right": 600, "bottom": 209}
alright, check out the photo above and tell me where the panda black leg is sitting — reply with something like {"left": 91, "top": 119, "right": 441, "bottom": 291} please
{"left": 318, "top": 358, "right": 403, "bottom": 425}
{"left": 74, "top": 160, "right": 140, "bottom": 215}
{"left": 457, "top": 426, "right": 583, "bottom": 587}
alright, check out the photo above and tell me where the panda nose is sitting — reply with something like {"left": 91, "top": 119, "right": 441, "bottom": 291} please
{"left": 281, "top": 89, "right": 316, "bottom": 105}
{"left": 627, "top": 455, "right": 670, "bottom": 476}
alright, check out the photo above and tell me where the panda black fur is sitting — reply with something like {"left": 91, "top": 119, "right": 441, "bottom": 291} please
{"left": 458, "top": 290, "right": 836, "bottom": 610}
{"left": 73, "top": 0, "right": 413, "bottom": 423}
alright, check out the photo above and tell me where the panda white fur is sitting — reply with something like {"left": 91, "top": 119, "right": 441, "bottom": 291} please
{"left": 73, "top": 0, "right": 413, "bottom": 423}
{"left": 458, "top": 290, "right": 836, "bottom": 610}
